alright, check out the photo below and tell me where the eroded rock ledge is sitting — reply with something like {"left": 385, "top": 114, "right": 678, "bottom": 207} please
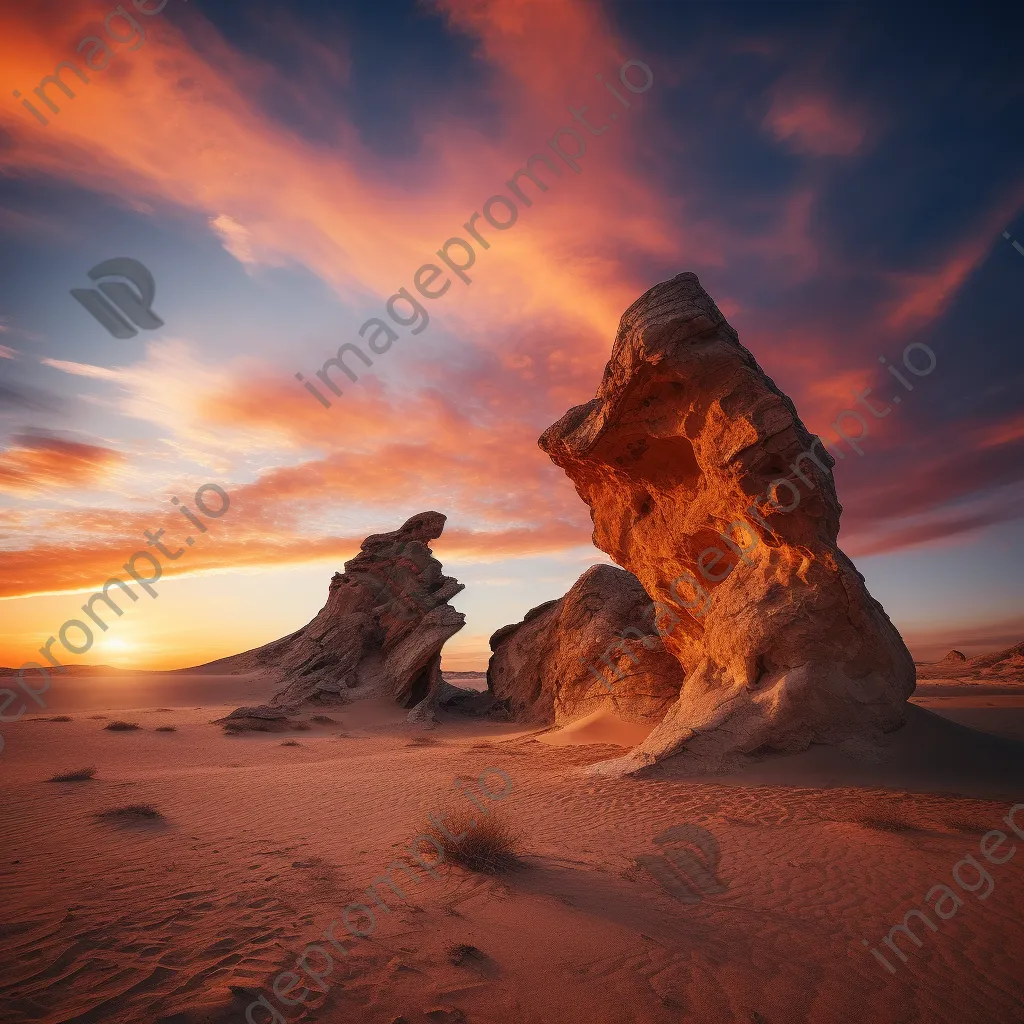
{"left": 221, "top": 511, "right": 465, "bottom": 719}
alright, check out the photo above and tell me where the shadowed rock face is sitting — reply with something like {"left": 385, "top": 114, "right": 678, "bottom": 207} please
{"left": 486, "top": 564, "right": 683, "bottom": 724}
{"left": 539, "top": 272, "right": 915, "bottom": 769}
{"left": 221, "top": 512, "right": 465, "bottom": 714}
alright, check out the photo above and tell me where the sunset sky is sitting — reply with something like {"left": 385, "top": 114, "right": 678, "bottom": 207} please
{"left": 1, "top": 0, "right": 1022, "bottom": 674}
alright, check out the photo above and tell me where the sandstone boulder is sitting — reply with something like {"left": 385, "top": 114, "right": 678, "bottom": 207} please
{"left": 486, "top": 564, "right": 683, "bottom": 724}
{"left": 941, "top": 650, "right": 968, "bottom": 663}
{"left": 539, "top": 272, "right": 916, "bottom": 770}
{"left": 220, "top": 511, "right": 465, "bottom": 713}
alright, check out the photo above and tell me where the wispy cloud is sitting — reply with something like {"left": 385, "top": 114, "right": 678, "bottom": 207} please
{"left": 40, "top": 358, "right": 126, "bottom": 380}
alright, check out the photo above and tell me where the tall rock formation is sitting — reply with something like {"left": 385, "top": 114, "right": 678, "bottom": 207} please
{"left": 486, "top": 564, "right": 683, "bottom": 724}
{"left": 221, "top": 512, "right": 465, "bottom": 715}
{"left": 539, "top": 272, "right": 916, "bottom": 769}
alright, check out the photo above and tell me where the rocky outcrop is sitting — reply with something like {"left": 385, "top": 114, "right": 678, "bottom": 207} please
{"left": 486, "top": 564, "right": 683, "bottom": 724}
{"left": 220, "top": 512, "right": 465, "bottom": 714}
{"left": 539, "top": 272, "right": 916, "bottom": 770}
{"left": 918, "top": 641, "right": 1024, "bottom": 683}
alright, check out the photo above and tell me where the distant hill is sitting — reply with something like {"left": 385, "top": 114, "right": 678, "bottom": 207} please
{"left": 0, "top": 663, "right": 133, "bottom": 677}
{"left": 917, "top": 641, "right": 1024, "bottom": 683}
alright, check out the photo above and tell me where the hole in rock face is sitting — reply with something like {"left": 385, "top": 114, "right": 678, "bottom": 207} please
{"left": 596, "top": 373, "right": 706, "bottom": 498}
{"left": 606, "top": 433, "right": 703, "bottom": 496}
{"left": 406, "top": 662, "right": 434, "bottom": 707}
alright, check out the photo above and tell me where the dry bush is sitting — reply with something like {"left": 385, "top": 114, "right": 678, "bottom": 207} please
{"left": 428, "top": 805, "right": 523, "bottom": 874}
{"left": 155, "top": 725, "right": 176, "bottom": 732}
{"left": 50, "top": 766, "right": 96, "bottom": 782}
{"left": 446, "top": 943, "right": 482, "bottom": 966}
{"left": 104, "top": 720, "right": 140, "bottom": 731}
{"left": 97, "top": 804, "right": 162, "bottom": 820}
{"left": 281, "top": 740, "right": 301, "bottom": 747}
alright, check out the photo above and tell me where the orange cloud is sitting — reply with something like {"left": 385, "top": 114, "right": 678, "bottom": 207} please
{"left": 0, "top": 433, "right": 126, "bottom": 497}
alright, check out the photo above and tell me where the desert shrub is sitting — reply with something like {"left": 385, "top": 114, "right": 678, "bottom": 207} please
{"left": 155, "top": 726, "right": 177, "bottom": 732}
{"left": 281, "top": 740, "right": 301, "bottom": 747}
{"left": 447, "top": 943, "right": 482, "bottom": 966}
{"left": 104, "top": 721, "right": 140, "bottom": 731}
{"left": 427, "top": 805, "right": 523, "bottom": 874}
{"left": 49, "top": 766, "right": 95, "bottom": 782}
{"left": 97, "top": 804, "right": 162, "bottom": 820}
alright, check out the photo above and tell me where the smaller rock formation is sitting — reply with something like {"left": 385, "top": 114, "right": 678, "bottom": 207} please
{"left": 219, "top": 512, "right": 464, "bottom": 717}
{"left": 486, "top": 564, "right": 683, "bottom": 724}
{"left": 941, "top": 650, "right": 968, "bottom": 663}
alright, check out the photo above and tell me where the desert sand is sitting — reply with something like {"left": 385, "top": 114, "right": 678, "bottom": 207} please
{"left": 2, "top": 666, "right": 1024, "bottom": 1024}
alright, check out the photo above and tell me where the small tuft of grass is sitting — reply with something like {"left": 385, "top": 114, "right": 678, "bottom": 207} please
{"left": 309, "top": 715, "right": 338, "bottom": 724}
{"left": 281, "top": 740, "right": 301, "bottom": 747}
{"left": 97, "top": 803, "right": 162, "bottom": 820}
{"left": 446, "top": 943, "right": 482, "bottom": 966}
{"left": 155, "top": 726, "right": 177, "bottom": 732}
{"left": 50, "top": 766, "right": 96, "bottom": 782}
{"left": 104, "top": 720, "right": 141, "bottom": 731}
{"left": 427, "top": 805, "right": 523, "bottom": 874}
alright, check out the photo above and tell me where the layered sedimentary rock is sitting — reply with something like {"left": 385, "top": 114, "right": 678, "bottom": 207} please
{"left": 486, "top": 564, "right": 683, "bottom": 724}
{"left": 220, "top": 512, "right": 464, "bottom": 717}
{"left": 539, "top": 272, "right": 916, "bottom": 769}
